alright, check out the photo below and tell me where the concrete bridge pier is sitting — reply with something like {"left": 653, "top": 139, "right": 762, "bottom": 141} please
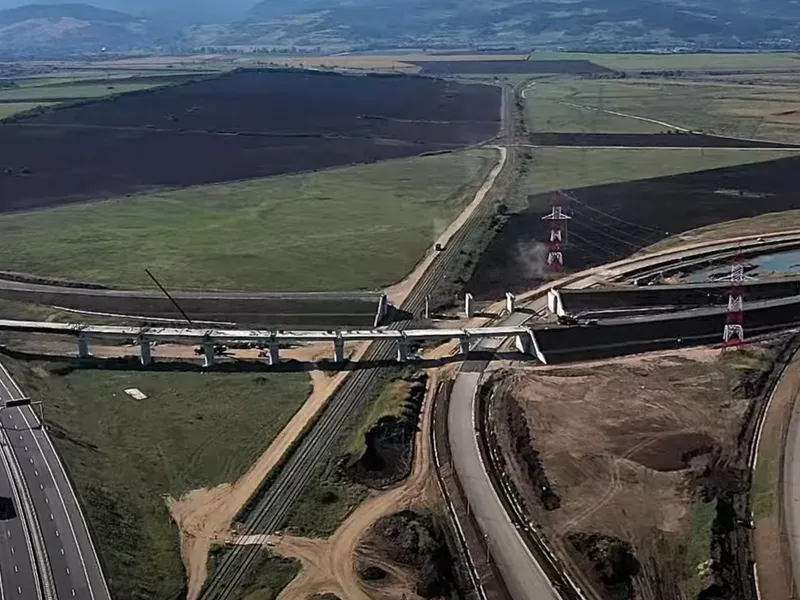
{"left": 268, "top": 341, "right": 280, "bottom": 366}
{"left": 139, "top": 338, "right": 152, "bottom": 366}
{"left": 396, "top": 338, "right": 409, "bottom": 363}
{"left": 465, "top": 293, "right": 475, "bottom": 319}
{"left": 506, "top": 292, "right": 515, "bottom": 314}
{"left": 515, "top": 332, "right": 532, "bottom": 355}
{"left": 460, "top": 336, "right": 471, "bottom": 356}
{"left": 202, "top": 342, "right": 215, "bottom": 368}
{"left": 77, "top": 334, "right": 90, "bottom": 360}
{"left": 333, "top": 337, "right": 346, "bottom": 363}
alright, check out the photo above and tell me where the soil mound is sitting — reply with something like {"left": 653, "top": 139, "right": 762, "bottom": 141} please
{"left": 567, "top": 532, "right": 641, "bottom": 600}
{"left": 628, "top": 433, "right": 716, "bottom": 471}
{"left": 345, "top": 373, "right": 427, "bottom": 489}
{"left": 369, "top": 510, "right": 459, "bottom": 599}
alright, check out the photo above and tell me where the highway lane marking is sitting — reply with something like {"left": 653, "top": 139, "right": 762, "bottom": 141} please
{"left": 0, "top": 366, "right": 104, "bottom": 599}
{"left": 15, "top": 408, "right": 97, "bottom": 600}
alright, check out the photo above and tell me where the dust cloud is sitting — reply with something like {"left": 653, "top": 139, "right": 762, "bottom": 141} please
{"left": 515, "top": 240, "right": 549, "bottom": 278}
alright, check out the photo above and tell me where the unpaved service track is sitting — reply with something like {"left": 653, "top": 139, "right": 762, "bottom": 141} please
{"left": 0, "top": 70, "right": 501, "bottom": 211}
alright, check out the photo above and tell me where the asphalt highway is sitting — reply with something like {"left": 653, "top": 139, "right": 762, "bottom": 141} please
{"left": 0, "top": 432, "right": 39, "bottom": 599}
{"left": 450, "top": 339, "right": 562, "bottom": 600}
{"left": 0, "top": 364, "right": 110, "bottom": 600}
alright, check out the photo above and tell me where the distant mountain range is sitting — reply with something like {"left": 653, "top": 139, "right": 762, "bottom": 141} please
{"left": 3, "top": 0, "right": 800, "bottom": 57}
{"left": 221, "top": 0, "right": 800, "bottom": 52}
{"left": 0, "top": 3, "right": 174, "bottom": 54}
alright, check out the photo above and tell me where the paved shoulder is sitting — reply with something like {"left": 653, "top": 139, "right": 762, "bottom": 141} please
{"left": 448, "top": 372, "right": 560, "bottom": 600}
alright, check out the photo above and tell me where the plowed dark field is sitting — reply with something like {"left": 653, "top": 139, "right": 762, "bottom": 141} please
{"left": 470, "top": 154, "right": 800, "bottom": 298}
{"left": 0, "top": 70, "right": 501, "bottom": 212}
{"left": 413, "top": 59, "right": 614, "bottom": 75}
{"left": 527, "top": 132, "right": 798, "bottom": 148}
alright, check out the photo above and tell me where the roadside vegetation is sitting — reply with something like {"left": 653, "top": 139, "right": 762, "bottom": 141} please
{"left": 208, "top": 547, "right": 300, "bottom": 600}
{"left": 0, "top": 149, "right": 495, "bottom": 292}
{"left": 275, "top": 368, "right": 428, "bottom": 538}
{"left": 2, "top": 358, "right": 310, "bottom": 600}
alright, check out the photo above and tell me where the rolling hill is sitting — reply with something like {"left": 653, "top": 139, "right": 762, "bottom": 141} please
{"left": 0, "top": 3, "right": 172, "bottom": 54}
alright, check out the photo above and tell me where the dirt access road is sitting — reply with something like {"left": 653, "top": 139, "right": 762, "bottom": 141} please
{"left": 167, "top": 141, "right": 510, "bottom": 599}
{"left": 233, "top": 372, "right": 442, "bottom": 600}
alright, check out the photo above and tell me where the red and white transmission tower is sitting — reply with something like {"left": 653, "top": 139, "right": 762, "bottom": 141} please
{"left": 722, "top": 253, "right": 751, "bottom": 350}
{"left": 542, "top": 193, "right": 571, "bottom": 272}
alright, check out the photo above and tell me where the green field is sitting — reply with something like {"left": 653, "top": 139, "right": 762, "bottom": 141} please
{"left": 529, "top": 51, "right": 800, "bottom": 70}
{"left": 0, "top": 81, "right": 159, "bottom": 102}
{"left": 524, "top": 76, "right": 800, "bottom": 142}
{"left": 513, "top": 147, "right": 800, "bottom": 210}
{"left": 3, "top": 360, "right": 311, "bottom": 600}
{"left": 0, "top": 101, "right": 56, "bottom": 119}
{"left": 0, "top": 149, "right": 495, "bottom": 291}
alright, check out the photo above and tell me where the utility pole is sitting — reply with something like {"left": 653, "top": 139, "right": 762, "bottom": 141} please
{"left": 542, "top": 193, "right": 571, "bottom": 272}
{"left": 722, "top": 252, "right": 749, "bottom": 350}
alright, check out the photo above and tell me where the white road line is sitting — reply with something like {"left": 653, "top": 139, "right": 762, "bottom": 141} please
{"left": 0, "top": 367, "right": 95, "bottom": 599}
{"left": 15, "top": 408, "right": 95, "bottom": 600}
{"left": 0, "top": 364, "right": 110, "bottom": 600}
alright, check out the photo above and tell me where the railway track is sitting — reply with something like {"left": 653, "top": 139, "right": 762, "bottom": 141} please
{"left": 201, "top": 86, "right": 519, "bottom": 599}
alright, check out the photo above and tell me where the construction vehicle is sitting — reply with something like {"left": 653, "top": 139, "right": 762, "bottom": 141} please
{"left": 557, "top": 314, "right": 578, "bottom": 326}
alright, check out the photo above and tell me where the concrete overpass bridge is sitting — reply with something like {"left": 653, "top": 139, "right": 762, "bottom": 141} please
{"left": 0, "top": 319, "right": 545, "bottom": 366}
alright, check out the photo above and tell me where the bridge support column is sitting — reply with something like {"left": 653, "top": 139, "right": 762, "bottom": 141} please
{"left": 465, "top": 293, "right": 474, "bottom": 319}
{"left": 515, "top": 333, "right": 532, "bottom": 355}
{"left": 139, "top": 338, "right": 152, "bottom": 366}
{"left": 268, "top": 341, "right": 280, "bottom": 366}
{"left": 203, "top": 342, "right": 215, "bottom": 368}
{"left": 77, "top": 334, "right": 90, "bottom": 360}
{"left": 506, "top": 292, "right": 515, "bottom": 314}
{"left": 547, "top": 288, "right": 565, "bottom": 316}
{"left": 334, "top": 338, "right": 346, "bottom": 363}
{"left": 460, "top": 336, "right": 471, "bottom": 356}
{"left": 396, "top": 338, "right": 409, "bottom": 363}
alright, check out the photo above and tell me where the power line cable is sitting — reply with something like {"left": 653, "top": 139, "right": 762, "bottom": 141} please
{"left": 558, "top": 189, "right": 667, "bottom": 236}
{"left": 570, "top": 207, "right": 661, "bottom": 247}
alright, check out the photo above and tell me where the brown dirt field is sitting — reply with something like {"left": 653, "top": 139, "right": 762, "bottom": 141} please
{"left": 493, "top": 348, "right": 764, "bottom": 596}
{"left": 470, "top": 154, "right": 800, "bottom": 299}
{"left": 2, "top": 70, "right": 500, "bottom": 212}
{"left": 167, "top": 340, "right": 373, "bottom": 600}
{"left": 230, "top": 370, "right": 442, "bottom": 600}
